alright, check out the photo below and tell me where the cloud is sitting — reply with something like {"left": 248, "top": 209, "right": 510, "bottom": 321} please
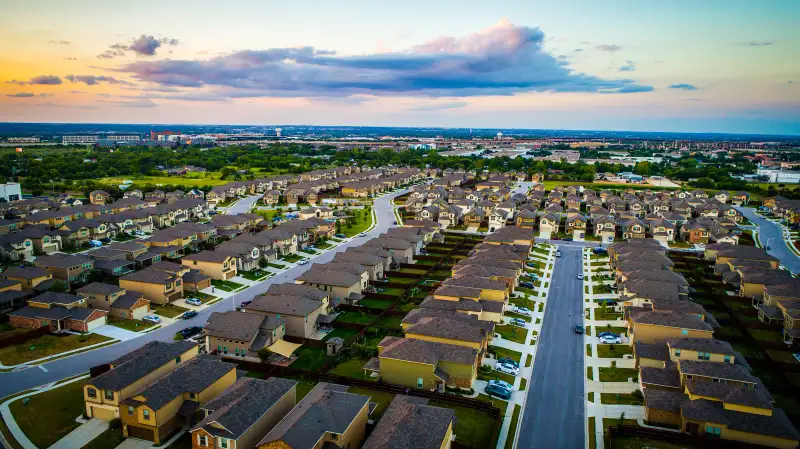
{"left": 6, "top": 92, "right": 35, "bottom": 97}
{"left": 98, "top": 98, "right": 157, "bottom": 108}
{"left": 573, "top": 48, "right": 584, "bottom": 52}
{"left": 746, "top": 41, "right": 773, "bottom": 47}
{"left": 48, "top": 40, "right": 70, "bottom": 45}
{"left": 114, "top": 20, "right": 652, "bottom": 98}
{"left": 65, "top": 74, "right": 128, "bottom": 85}
{"left": 618, "top": 60, "right": 636, "bottom": 72}
{"left": 669, "top": 83, "right": 698, "bottom": 91}
{"left": 39, "top": 93, "right": 53, "bottom": 97}
{"left": 68, "top": 90, "right": 88, "bottom": 94}
{"left": 5, "top": 75, "right": 62, "bottom": 85}
{"left": 95, "top": 93, "right": 112, "bottom": 97}
{"left": 410, "top": 101, "right": 468, "bottom": 112}
{"left": 98, "top": 35, "right": 179, "bottom": 58}
{"left": 64, "top": 57, "right": 77, "bottom": 61}
{"left": 596, "top": 44, "right": 621, "bottom": 52}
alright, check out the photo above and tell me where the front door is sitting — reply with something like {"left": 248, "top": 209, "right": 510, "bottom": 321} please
{"left": 685, "top": 422, "right": 700, "bottom": 436}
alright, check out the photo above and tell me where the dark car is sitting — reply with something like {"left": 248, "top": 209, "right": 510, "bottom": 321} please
{"left": 575, "top": 325, "right": 584, "bottom": 334}
{"left": 593, "top": 247, "right": 608, "bottom": 254}
{"left": 240, "top": 300, "right": 252, "bottom": 307}
{"left": 178, "top": 326, "right": 203, "bottom": 338}
{"left": 181, "top": 310, "right": 198, "bottom": 320}
{"left": 208, "top": 211, "right": 217, "bottom": 215}
{"left": 551, "top": 236, "right": 561, "bottom": 240}
{"left": 520, "top": 281, "right": 535, "bottom": 289}
{"left": 562, "top": 237, "right": 573, "bottom": 241}
{"left": 393, "top": 221, "right": 397, "bottom": 225}
{"left": 99, "top": 237, "right": 112, "bottom": 244}
{"left": 485, "top": 383, "right": 512, "bottom": 400}
{"left": 497, "top": 357, "right": 519, "bottom": 368}
{"left": 335, "top": 233, "right": 346, "bottom": 238}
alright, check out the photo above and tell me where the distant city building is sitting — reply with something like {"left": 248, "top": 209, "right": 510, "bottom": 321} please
{"left": 0, "top": 182, "right": 22, "bottom": 202}
{"left": 7, "top": 137, "right": 40, "bottom": 143}
{"left": 150, "top": 130, "right": 180, "bottom": 140}
{"left": 62, "top": 135, "right": 98, "bottom": 145}
{"left": 275, "top": 127, "right": 282, "bottom": 138}
{"left": 757, "top": 168, "right": 800, "bottom": 184}
{"left": 409, "top": 143, "right": 437, "bottom": 150}
{"left": 105, "top": 135, "right": 140, "bottom": 142}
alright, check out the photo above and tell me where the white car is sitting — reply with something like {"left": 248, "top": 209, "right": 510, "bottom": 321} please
{"left": 185, "top": 298, "right": 202, "bottom": 306}
{"left": 358, "top": 232, "right": 367, "bottom": 237}
{"left": 142, "top": 315, "right": 161, "bottom": 324}
{"left": 599, "top": 335, "right": 623, "bottom": 344}
{"left": 494, "top": 362, "right": 520, "bottom": 376}
{"left": 555, "top": 251, "right": 562, "bottom": 257}
{"left": 298, "top": 259, "right": 309, "bottom": 265}
{"left": 513, "top": 307, "right": 532, "bottom": 316}
{"left": 577, "top": 273, "right": 584, "bottom": 280}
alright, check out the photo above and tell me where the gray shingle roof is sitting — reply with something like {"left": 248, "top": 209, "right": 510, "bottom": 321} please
{"left": 204, "top": 311, "right": 280, "bottom": 341}
{"left": 88, "top": 341, "right": 198, "bottom": 391}
{"left": 379, "top": 337, "right": 478, "bottom": 366}
{"left": 362, "top": 396, "right": 455, "bottom": 449}
{"left": 246, "top": 294, "right": 324, "bottom": 317}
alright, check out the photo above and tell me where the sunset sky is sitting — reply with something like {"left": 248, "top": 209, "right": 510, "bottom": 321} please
{"left": 1, "top": 0, "right": 798, "bottom": 134}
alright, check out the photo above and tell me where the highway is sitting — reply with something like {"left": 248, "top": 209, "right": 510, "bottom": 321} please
{"left": 736, "top": 206, "right": 800, "bottom": 274}
{"left": 0, "top": 189, "right": 407, "bottom": 398}
{"left": 517, "top": 244, "right": 585, "bottom": 449}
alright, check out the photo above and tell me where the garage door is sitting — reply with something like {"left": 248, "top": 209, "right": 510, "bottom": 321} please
{"left": 86, "top": 316, "right": 107, "bottom": 332}
{"left": 127, "top": 425, "right": 155, "bottom": 441}
{"left": 91, "top": 406, "right": 116, "bottom": 420}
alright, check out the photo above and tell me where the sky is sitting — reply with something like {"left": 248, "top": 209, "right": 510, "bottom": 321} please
{"left": 1, "top": 0, "right": 799, "bottom": 135}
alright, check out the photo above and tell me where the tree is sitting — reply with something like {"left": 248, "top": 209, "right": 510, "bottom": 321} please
{"left": 633, "top": 161, "right": 651, "bottom": 177}
{"left": 257, "top": 347, "right": 271, "bottom": 363}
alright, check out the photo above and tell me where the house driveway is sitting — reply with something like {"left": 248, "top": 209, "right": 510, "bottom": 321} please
{"left": 115, "top": 438, "right": 156, "bottom": 449}
{"left": 91, "top": 325, "right": 140, "bottom": 341}
{"left": 49, "top": 418, "right": 108, "bottom": 449}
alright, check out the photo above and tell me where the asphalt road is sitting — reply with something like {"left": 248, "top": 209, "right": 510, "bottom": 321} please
{"left": 225, "top": 195, "right": 261, "bottom": 215}
{"left": 517, "top": 244, "right": 585, "bottom": 449}
{"left": 736, "top": 206, "right": 800, "bottom": 274}
{"left": 0, "top": 189, "right": 408, "bottom": 397}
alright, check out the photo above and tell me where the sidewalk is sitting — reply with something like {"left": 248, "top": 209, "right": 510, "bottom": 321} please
{"left": 50, "top": 418, "right": 109, "bottom": 449}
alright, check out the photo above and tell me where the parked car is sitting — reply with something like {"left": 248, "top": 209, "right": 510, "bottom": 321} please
{"left": 555, "top": 251, "right": 562, "bottom": 257}
{"left": 485, "top": 383, "right": 512, "bottom": 400}
{"left": 577, "top": 273, "right": 584, "bottom": 280}
{"left": 99, "top": 237, "right": 112, "bottom": 244}
{"left": 529, "top": 274, "right": 540, "bottom": 281}
{"left": 513, "top": 306, "right": 532, "bottom": 316}
{"left": 597, "top": 331, "right": 619, "bottom": 338}
{"left": 593, "top": 247, "right": 607, "bottom": 254}
{"left": 179, "top": 326, "right": 203, "bottom": 338}
{"left": 240, "top": 300, "right": 252, "bottom": 307}
{"left": 488, "top": 379, "right": 514, "bottom": 391}
{"left": 187, "top": 334, "right": 204, "bottom": 344}
{"left": 181, "top": 310, "right": 198, "bottom": 319}
{"left": 510, "top": 318, "right": 527, "bottom": 328}
{"left": 574, "top": 325, "right": 584, "bottom": 334}
{"left": 494, "top": 362, "right": 520, "bottom": 376}
{"left": 89, "top": 240, "right": 103, "bottom": 248}
{"left": 551, "top": 236, "right": 561, "bottom": 241}
{"left": 297, "top": 259, "right": 309, "bottom": 265}
{"left": 134, "top": 230, "right": 145, "bottom": 236}
{"left": 497, "top": 357, "right": 519, "bottom": 369}
{"left": 142, "top": 315, "right": 161, "bottom": 324}
{"left": 335, "top": 233, "right": 346, "bottom": 238}
{"left": 562, "top": 237, "right": 573, "bottom": 241}
{"left": 358, "top": 232, "right": 367, "bottom": 237}
{"left": 520, "top": 281, "right": 535, "bottom": 289}
{"left": 185, "top": 297, "right": 202, "bottom": 306}
{"left": 599, "top": 335, "right": 622, "bottom": 344}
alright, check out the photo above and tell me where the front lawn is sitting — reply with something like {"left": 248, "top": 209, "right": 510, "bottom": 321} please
{"left": 9, "top": 379, "right": 86, "bottom": 448}
{"left": 504, "top": 405, "right": 521, "bottom": 449}
{"left": 239, "top": 270, "right": 270, "bottom": 281}
{"left": 192, "top": 292, "right": 220, "bottom": 303}
{"left": 601, "top": 392, "right": 644, "bottom": 405}
{"left": 594, "top": 307, "right": 623, "bottom": 321}
{"left": 0, "top": 333, "right": 113, "bottom": 366}
{"left": 151, "top": 303, "right": 189, "bottom": 318}
{"left": 749, "top": 329, "right": 784, "bottom": 343}
{"left": 596, "top": 345, "right": 632, "bottom": 358}
{"left": 385, "top": 276, "right": 418, "bottom": 285}
{"left": 279, "top": 253, "right": 304, "bottom": 263}
{"left": 343, "top": 209, "right": 373, "bottom": 237}
{"left": 479, "top": 369, "right": 516, "bottom": 385}
{"left": 108, "top": 317, "right": 156, "bottom": 332}
{"left": 374, "top": 287, "right": 407, "bottom": 296}
{"left": 599, "top": 367, "right": 639, "bottom": 382}
{"left": 428, "top": 401, "right": 497, "bottom": 449}
{"left": 496, "top": 324, "right": 527, "bottom": 344}
{"left": 506, "top": 311, "right": 531, "bottom": 322}
{"left": 83, "top": 427, "right": 126, "bottom": 449}
{"left": 510, "top": 296, "right": 536, "bottom": 310}
{"left": 298, "top": 248, "right": 318, "bottom": 255}
{"left": 211, "top": 279, "right": 245, "bottom": 292}
{"left": 329, "top": 358, "right": 376, "bottom": 381}
{"left": 267, "top": 262, "right": 286, "bottom": 269}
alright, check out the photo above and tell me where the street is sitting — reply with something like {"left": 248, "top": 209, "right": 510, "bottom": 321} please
{"left": 0, "top": 189, "right": 407, "bottom": 398}
{"left": 224, "top": 195, "right": 261, "bottom": 215}
{"left": 736, "top": 206, "right": 800, "bottom": 274}
{"left": 517, "top": 244, "right": 585, "bottom": 449}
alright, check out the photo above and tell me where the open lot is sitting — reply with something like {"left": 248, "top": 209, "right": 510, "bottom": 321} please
{"left": 0, "top": 333, "right": 113, "bottom": 366}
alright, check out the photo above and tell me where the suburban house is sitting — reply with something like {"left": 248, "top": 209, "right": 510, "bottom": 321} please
{"left": 256, "top": 383, "right": 371, "bottom": 449}
{"left": 190, "top": 377, "right": 298, "bottom": 449}
{"left": 76, "top": 282, "right": 150, "bottom": 320}
{"left": 120, "top": 356, "right": 237, "bottom": 444}
{"left": 34, "top": 253, "right": 94, "bottom": 284}
{"left": 628, "top": 310, "right": 715, "bottom": 344}
{"left": 362, "top": 395, "right": 455, "bottom": 449}
{"left": 296, "top": 267, "right": 364, "bottom": 306}
{"left": 244, "top": 293, "right": 329, "bottom": 339}
{"left": 204, "top": 311, "right": 296, "bottom": 361}
{"left": 181, "top": 251, "right": 238, "bottom": 280}
{"left": 2, "top": 266, "right": 53, "bottom": 290}
{"left": 364, "top": 336, "right": 480, "bottom": 391}
{"left": 538, "top": 212, "right": 560, "bottom": 235}
{"left": 119, "top": 267, "right": 184, "bottom": 304}
{"left": 89, "top": 190, "right": 111, "bottom": 205}
{"left": 83, "top": 341, "right": 199, "bottom": 420}
{"left": 8, "top": 291, "right": 107, "bottom": 332}
{"left": 401, "top": 309, "right": 493, "bottom": 351}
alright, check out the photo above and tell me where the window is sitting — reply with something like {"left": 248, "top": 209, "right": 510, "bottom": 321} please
{"left": 128, "top": 406, "right": 134, "bottom": 416}
{"left": 223, "top": 346, "right": 228, "bottom": 354}
{"left": 330, "top": 433, "right": 338, "bottom": 441}
{"left": 104, "top": 390, "right": 114, "bottom": 400}
{"left": 87, "top": 388, "right": 97, "bottom": 399}
{"left": 674, "top": 349, "right": 681, "bottom": 356}
{"left": 217, "top": 345, "right": 222, "bottom": 352}
{"left": 417, "top": 378, "right": 423, "bottom": 388}
{"left": 143, "top": 409, "right": 150, "bottom": 420}
{"left": 175, "top": 356, "right": 181, "bottom": 364}
{"left": 698, "top": 352, "right": 711, "bottom": 361}
{"left": 724, "top": 355, "right": 731, "bottom": 363}
{"left": 705, "top": 426, "right": 721, "bottom": 438}
{"left": 681, "top": 328, "right": 689, "bottom": 335}
{"left": 219, "top": 437, "right": 228, "bottom": 448}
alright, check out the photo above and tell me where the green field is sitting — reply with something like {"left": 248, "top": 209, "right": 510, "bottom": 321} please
{"left": 343, "top": 209, "right": 373, "bottom": 237}
{"left": 98, "top": 173, "right": 230, "bottom": 187}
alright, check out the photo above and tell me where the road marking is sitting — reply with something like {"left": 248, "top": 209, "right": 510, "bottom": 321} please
{"left": 39, "top": 365, "right": 48, "bottom": 372}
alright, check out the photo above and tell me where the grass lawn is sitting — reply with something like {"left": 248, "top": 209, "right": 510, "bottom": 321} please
{"left": 496, "top": 325, "right": 527, "bottom": 344}
{"left": 0, "top": 323, "right": 35, "bottom": 339}
{"left": 504, "top": 404, "right": 521, "bottom": 449}
{"left": 594, "top": 308, "right": 623, "bottom": 321}
{"left": 323, "top": 328, "right": 360, "bottom": 342}
{"left": 587, "top": 366, "right": 594, "bottom": 380}
{"left": 266, "top": 262, "right": 286, "bottom": 269}
{"left": 343, "top": 209, "right": 373, "bottom": 237}
{"left": 329, "top": 358, "right": 376, "bottom": 381}
{"left": 608, "top": 436, "right": 700, "bottom": 449}
{"left": 385, "top": 276, "right": 418, "bottom": 285}
{"left": 295, "top": 380, "right": 318, "bottom": 401}
{"left": 588, "top": 417, "right": 597, "bottom": 449}
{"left": 316, "top": 242, "right": 334, "bottom": 250}
{"left": 358, "top": 298, "right": 393, "bottom": 309}
{"left": 601, "top": 392, "right": 644, "bottom": 405}
{"left": 151, "top": 303, "right": 190, "bottom": 318}
{"left": 9, "top": 379, "right": 85, "bottom": 448}
{"left": 520, "top": 377, "right": 528, "bottom": 392}
{"left": 290, "top": 347, "right": 328, "bottom": 372}
{"left": 108, "top": 317, "right": 156, "bottom": 332}
{"left": 596, "top": 345, "right": 633, "bottom": 358}
{"left": 374, "top": 315, "right": 403, "bottom": 329}
{"left": 766, "top": 349, "right": 800, "bottom": 365}
{"left": 336, "top": 311, "right": 377, "bottom": 325}
{"left": 525, "top": 354, "right": 532, "bottom": 367}
{"left": 506, "top": 311, "right": 531, "bottom": 322}
{"left": 82, "top": 427, "right": 126, "bottom": 449}
{"left": 586, "top": 344, "right": 592, "bottom": 357}
{"left": 0, "top": 333, "right": 113, "bottom": 366}
{"left": 429, "top": 401, "right": 496, "bottom": 449}
{"left": 279, "top": 253, "right": 304, "bottom": 263}
{"left": 510, "top": 296, "right": 536, "bottom": 310}
{"left": 211, "top": 279, "right": 245, "bottom": 292}
{"left": 298, "top": 248, "right": 318, "bottom": 255}
{"left": 748, "top": 328, "right": 784, "bottom": 343}
{"left": 490, "top": 346, "right": 522, "bottom": 364}
{"left": 479, "top": 369, "right": 516, "bottom": 385}
{"left": 191, "top": 292, "right": 220, "bottom": 303}
{"left": 375, "top": 286, "right": 407, "bottom": 296}
{"left": 602, "top": 418, "right": 641, "bottom": 434}
{"left": 239, "top": 270, "right": 270, "bottom": 281}
{"left": 599, "top": 367, "right": 639, "bottom": 382}
{"left": 398, "top": 267, "right": 428, "bottom": 275}
{"left": 477, "top": 393, "right": 508, "bottom": 410}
